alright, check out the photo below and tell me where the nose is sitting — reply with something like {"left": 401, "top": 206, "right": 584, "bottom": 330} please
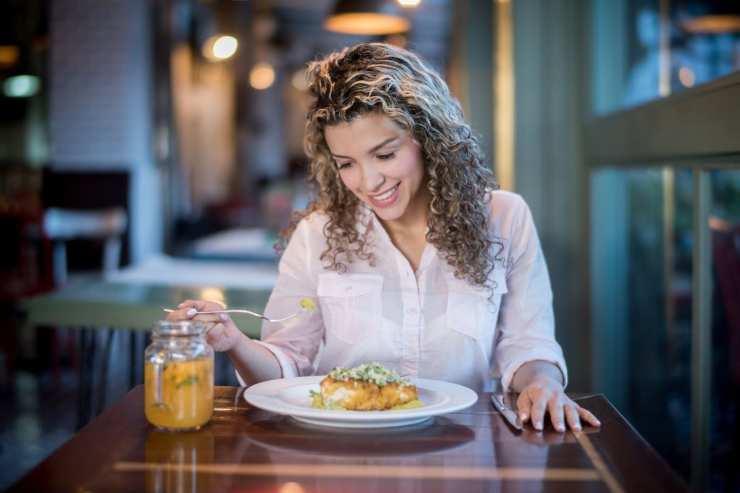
{"left": 361, "top": 162, "right": 386, "bottom": 193}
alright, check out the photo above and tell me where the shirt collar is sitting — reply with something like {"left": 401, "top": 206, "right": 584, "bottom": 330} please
{"left": 359, "top": 203, "right": 437, "bottom": 272}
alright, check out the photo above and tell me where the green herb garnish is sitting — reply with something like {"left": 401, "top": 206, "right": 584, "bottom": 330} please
{"left": 328, "top": 362, "right": 409, "bottom": 386}
{"left": 175, "top": 375, "right": 199, "bottom": 389}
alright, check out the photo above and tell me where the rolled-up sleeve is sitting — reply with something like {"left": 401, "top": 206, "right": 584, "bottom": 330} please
{"left": 257, "top": 217, "right": 325, "bottom": 378}
{"left": 494, "top": 196, "right": 568, "bottom": 392}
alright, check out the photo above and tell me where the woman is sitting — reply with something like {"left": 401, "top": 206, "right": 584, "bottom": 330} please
{"left": 168, "top": 42, "right": 600, "bottom": 432}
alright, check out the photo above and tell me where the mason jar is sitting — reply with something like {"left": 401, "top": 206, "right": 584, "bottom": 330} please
{"left": 144, "top": 320, "right": 214, "bottom": 431}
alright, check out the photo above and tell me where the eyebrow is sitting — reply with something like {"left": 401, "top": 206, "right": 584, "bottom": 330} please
{"left": 331, "top": 136, "right": 399, "bottom": 160}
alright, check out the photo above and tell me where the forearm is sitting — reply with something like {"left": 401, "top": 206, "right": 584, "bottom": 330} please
{"left": 509, "top": 360, "right": 564, "bottom": 393}
{"left": 226, "top": 333, "right": 283, "bottom": 386}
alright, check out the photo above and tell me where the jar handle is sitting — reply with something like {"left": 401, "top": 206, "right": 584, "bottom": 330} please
{"left": 152, "top": 356, "right": 166, "bottom": 407}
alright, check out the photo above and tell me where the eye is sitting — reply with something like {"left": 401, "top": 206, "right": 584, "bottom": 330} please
{"left": 377, "top": 152, "right": 396, "bottom": 161}
{"left": 336, "top": 161, "right": 352, "bottom": 170}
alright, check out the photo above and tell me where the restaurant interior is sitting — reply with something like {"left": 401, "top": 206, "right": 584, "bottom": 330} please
{"left": 0, "top": 0, "right": 739, "bottom": 491}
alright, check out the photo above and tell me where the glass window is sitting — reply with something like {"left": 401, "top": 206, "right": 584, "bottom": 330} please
{"left": 670, "top": 1, "right": 740, "bottom": 93}
{"left": 590, "top": 167, "right": 693, "bottom": 481}
{"left": 591, "top": 0, "right": 740, "bottom": 115}
{"left": 591, "top": 0, "right": 662, "bottom": 114}
{"left": 621, "top": 0, "right": 665, "bottom": 108}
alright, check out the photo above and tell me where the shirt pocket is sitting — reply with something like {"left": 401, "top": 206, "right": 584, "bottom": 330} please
{"left": 446, "top": 268, "right": 508, "bottom": 352}
{"left": 317, "top": 273, "right": 384, "bottom": 344}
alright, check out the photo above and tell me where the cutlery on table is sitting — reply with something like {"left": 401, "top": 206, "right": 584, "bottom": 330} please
{"left": 491, "top": 393, "right": 523, "bottom": 430}
{"left": 161, "top": 307, "right": 297, "bottom": 324}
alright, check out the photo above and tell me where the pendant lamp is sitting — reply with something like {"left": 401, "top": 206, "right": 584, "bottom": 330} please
{"left": 324, "top": 0, "right": 410, "bottom": 35}
{"left": 677, "top": 1, "right": 740, "bottom": 34}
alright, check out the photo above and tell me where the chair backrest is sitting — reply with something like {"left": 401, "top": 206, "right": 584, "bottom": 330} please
{"left": 41, "top": 168, "right": 130, "bottom": 266}
{"left": 43, "top": 207, "right": 127, "bottom": 285}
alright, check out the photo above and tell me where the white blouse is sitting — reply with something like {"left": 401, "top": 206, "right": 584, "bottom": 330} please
{"left": 250, "top": 190, "right": 567, "bottom": 392}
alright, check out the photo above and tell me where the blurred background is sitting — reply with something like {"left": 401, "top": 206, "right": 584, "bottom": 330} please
{"left": 0, "top": 0, "right": 739, "bottom": 491}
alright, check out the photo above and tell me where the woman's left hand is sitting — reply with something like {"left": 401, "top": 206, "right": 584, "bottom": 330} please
{"left": 516, "top": 376, "right": 601, "bottom": 432}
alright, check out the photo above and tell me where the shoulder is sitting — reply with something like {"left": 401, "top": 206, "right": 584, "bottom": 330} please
{"left": 293, "top": 209, "right": 330, "bottom": 236}
{"left": 485, "top": 190, "right": 539, "bottom": 255}
{"left": 280, "top": 210, "right": 331, "bottom": 256}
{"left": 488, "top": 189, "right": 527, "bottom": 209}
{"left": 487, "top": 190, "right": 530, "bottom": 226}
{"left": 279, "top": 210, "right": 331, "bottom": 271}
{"left": 295, "top": 207, "right": 370, "bottom": 237}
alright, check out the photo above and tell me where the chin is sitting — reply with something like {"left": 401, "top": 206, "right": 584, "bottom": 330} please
{"left": 369, "top": 202, "right": 407, "bottom": 222}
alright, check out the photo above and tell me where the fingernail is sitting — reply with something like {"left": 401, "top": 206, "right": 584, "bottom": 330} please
{"left": 595, "top": 419, "right": 602, "bottom": 426}
{"left": 186, "top": 308, "right": 197, "bottom": 317}
{"left": 535, "top": 421, "right": 542, "bottom": 430}
{"left": 519, "top": 413, "right": 528, "bottom": 422}
{"left": 178, "top": 302, "right": 186, "bottom": 308}
{"left": 556, "top": 423, "right": 565, "bottom": 432}
{"left": 574, "top": 424, "right": 582, "bottom": 431}
{"left": 219, "top": 313, "right": 228, "bottom": 321}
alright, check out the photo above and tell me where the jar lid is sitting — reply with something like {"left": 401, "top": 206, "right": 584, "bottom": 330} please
{"left": 153, "top": 320, "right": 207, "bottom": 337}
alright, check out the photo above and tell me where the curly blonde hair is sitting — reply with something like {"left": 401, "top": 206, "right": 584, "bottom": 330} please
{"left": 283, "top": 42, "right": 499, "bottom": 288}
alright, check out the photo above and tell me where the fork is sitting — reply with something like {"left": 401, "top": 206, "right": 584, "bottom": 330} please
{"left": 161, "top": 307, "right": 297, "bottom": 323}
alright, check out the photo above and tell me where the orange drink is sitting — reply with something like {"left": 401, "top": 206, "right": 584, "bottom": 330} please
{"left": 144, "top": 320, "right": 214, "bottom": 431}
{"left": 144, "top": 358, "right": 213, "bottom": 430}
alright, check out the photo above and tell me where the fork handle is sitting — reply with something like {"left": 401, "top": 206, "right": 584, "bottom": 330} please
{"left": 196, "top": 309, "right": 262, "bottom": 317}
{"left": 163, "top": 307, "right": 286, "bottom": 323}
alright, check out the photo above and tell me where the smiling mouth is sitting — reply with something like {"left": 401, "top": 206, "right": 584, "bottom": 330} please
{"left": 370, "top": 184, "right": 399, "bottom": 201}
{"left": 367, "top": 183, "right": 400, "bottom": 207}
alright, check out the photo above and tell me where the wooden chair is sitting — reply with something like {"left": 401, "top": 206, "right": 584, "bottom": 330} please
{"left": 41, "top": 206, "right": 127, "bottom": 426}
{"left": 42, "top": 207, "right": 127, "bottom": 285}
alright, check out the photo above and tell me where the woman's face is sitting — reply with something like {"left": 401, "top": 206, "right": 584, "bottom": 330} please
{"left": 323, "top": 112, "right": 428, "bottom": 226}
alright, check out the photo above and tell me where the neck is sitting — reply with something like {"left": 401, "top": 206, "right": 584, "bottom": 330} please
{"left": 378, "top": 191, "right": 430, "bottom": 241}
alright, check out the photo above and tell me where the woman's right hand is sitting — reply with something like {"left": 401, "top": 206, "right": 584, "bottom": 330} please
{"left": 165, "top": 299, "right": 245, "bottom": 352}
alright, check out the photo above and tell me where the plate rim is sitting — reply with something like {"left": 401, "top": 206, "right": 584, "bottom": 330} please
{"left": 243, "top": 375, "right": 478, "bottom": 425}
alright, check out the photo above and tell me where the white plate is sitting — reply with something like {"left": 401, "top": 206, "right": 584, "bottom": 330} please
{"left": 243, "top": 376, "right": 478, "bottom": 429}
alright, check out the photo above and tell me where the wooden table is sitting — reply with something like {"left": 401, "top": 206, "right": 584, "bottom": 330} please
{"left": 8, "top": 386, "right": 687, "bottom": 492}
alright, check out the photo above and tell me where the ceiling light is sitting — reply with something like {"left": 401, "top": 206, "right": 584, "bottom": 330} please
{"left": 397, "top": 0, "right": 421, "bottom": 7}
{"left": 325, "top": 0, "right": 410, "bottom": 35}
{"left": 3, "top": 75, "right": 40, "bottom": 98}
{"left": 678, "top": 67, "right": 695, "bottom": 88}
{"left": 0, "top": 46, "right": 20, "bottom": 67}
{"left": 203, "top": 35, "right": 238, "bottom": 61}
{"left": 681, "top": 15, "right": 740, "bottom": 34}
{"left": 291, "top": 69, "right": 310, "bottom": 91}
{"left": 250, "top": 63, "right": 275, "bottom": 90}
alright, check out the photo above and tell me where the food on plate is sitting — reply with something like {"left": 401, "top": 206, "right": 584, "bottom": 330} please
{"left": 310, "top": 362, "right": 423, "bottom": 411}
